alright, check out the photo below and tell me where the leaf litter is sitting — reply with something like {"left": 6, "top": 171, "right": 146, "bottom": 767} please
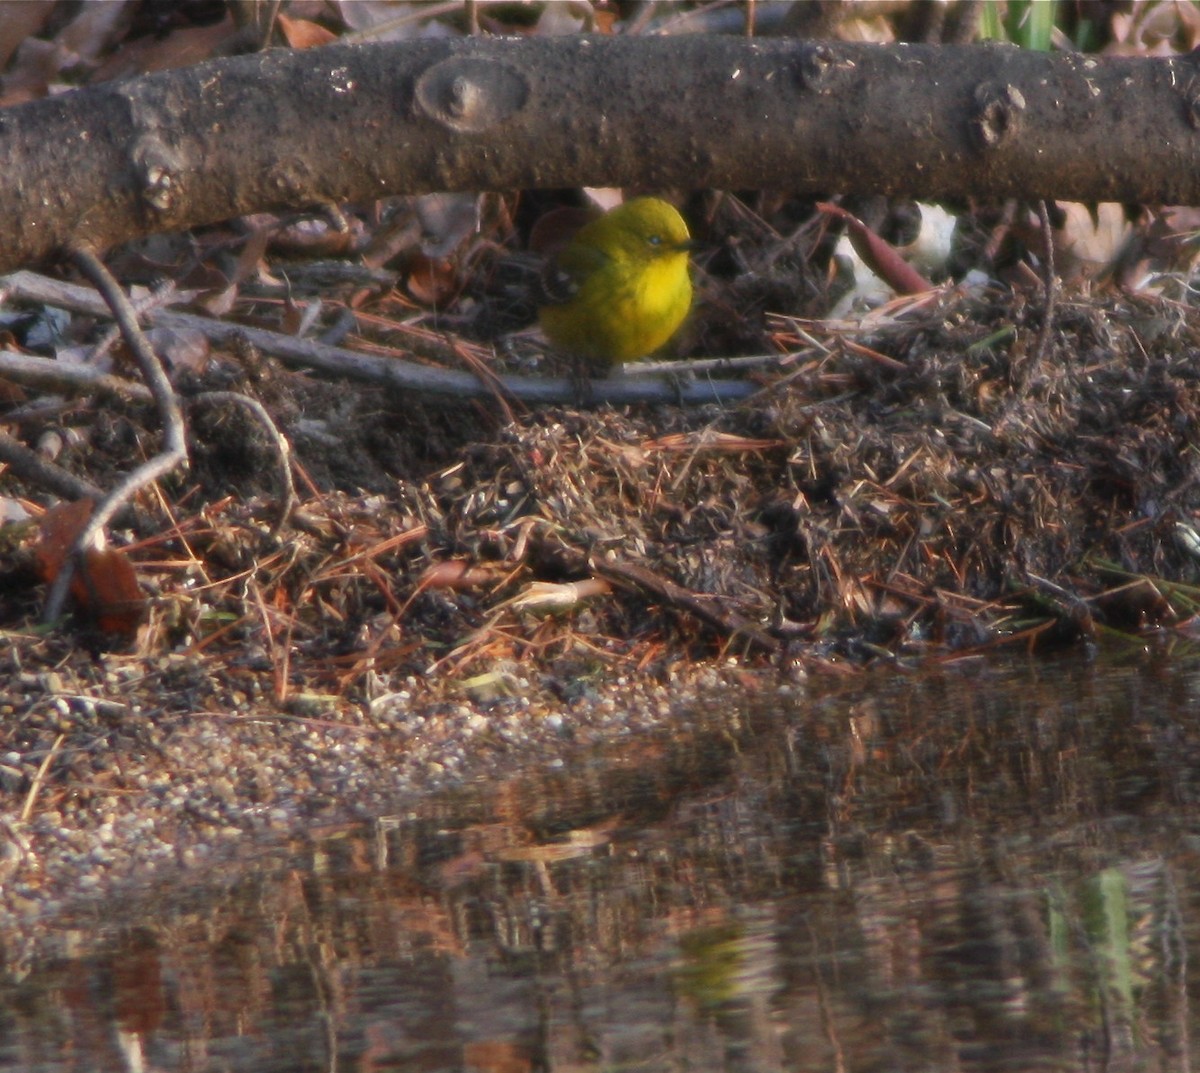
{"left": 3, "top": 0, "right": 1200, "bottom": 930}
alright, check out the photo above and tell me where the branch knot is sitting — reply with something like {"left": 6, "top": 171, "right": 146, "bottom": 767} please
{"left": 969, "top": 81, "right": 1026, "bottom": 150}
{"left": 415, "top": 56, "right": 528, "bottom": 133}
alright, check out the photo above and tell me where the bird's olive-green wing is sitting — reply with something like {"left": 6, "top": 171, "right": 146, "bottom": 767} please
{"left": 538, "top": 240, "right": 613, "bottom": 306}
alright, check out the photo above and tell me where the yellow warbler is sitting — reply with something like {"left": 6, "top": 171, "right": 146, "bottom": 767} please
{"left": 538, "top": 197, "right": 694, "bottom": 373}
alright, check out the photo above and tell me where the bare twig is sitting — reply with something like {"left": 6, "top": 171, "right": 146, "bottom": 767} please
{"left": 19, "top": 733, "right": 65, "bottom": 823}
{"left": 0, "top": 429, "right": 109, "bottom": 505}
{"left": 632, "top": 351, "right": 806, "bottom": 377}
{"left": 2, "top": 271, "right": 758, "bottom": 408}
{"left": 586, "top": 554, "right": 781, "bottom": 654}
{"left": 189, "top": 390, "right": 297, "bottom": 531}
{"left": 0, "top": 350, "right": 152, "bottom": 402}
{"left": 41, "top": 247, "right": 189, "bottom": 624}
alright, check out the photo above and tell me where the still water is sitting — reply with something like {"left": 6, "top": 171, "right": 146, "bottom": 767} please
{"left": 1, "top": 651, "right": 1197, "bottom": 1072}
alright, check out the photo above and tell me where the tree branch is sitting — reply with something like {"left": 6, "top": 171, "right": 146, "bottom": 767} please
{"left": 0, "top": 37, "right": 1197, "bottom": 272}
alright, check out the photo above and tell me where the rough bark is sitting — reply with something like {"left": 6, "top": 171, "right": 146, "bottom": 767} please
{"left": 0, "top": 35, "right": 1198, "bottom": 271}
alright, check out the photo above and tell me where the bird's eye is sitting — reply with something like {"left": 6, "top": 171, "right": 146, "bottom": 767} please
{"left": 647, "top": 234, "right": 662, "bottom": 246}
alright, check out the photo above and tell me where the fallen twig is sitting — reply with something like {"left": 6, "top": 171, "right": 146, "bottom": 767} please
{"left": 189, "top": 391, "right": 297, "bottom": 532}
{"left": 2, "top": 270, "right": 758, "bottom": 408}
{"left": 586, "top": 554, "right": 781, "bottom": 654}
{"left": 42, "top": 247, "right": 188, "bottom": 624}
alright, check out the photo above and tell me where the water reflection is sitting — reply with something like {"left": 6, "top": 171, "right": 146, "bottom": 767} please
{"left": 1, "top": 653, "right": 1198, "bottom": 1072}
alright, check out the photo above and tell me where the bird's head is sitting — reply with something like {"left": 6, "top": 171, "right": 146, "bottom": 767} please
{"left": 606, "top": 197, "right": 694, "bottom": 263}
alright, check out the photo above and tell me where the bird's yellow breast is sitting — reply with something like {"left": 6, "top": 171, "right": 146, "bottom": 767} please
{"left": 543, "top": 249, "right": 691, "bottom": 364}
{"left": 538, "top": 197, "right": 694, "bottom": 370}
